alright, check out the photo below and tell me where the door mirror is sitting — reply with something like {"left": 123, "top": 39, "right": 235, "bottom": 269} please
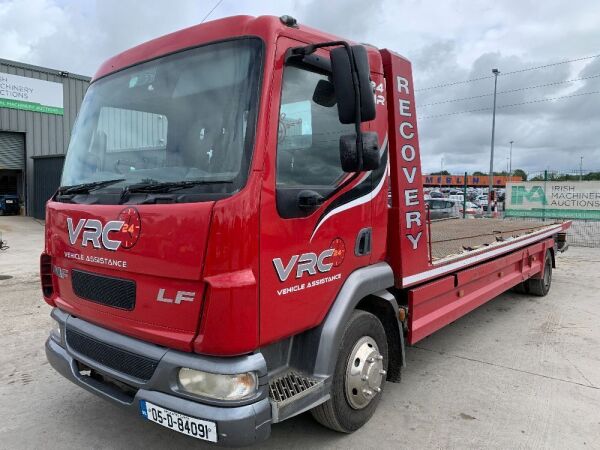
{"left": 330, "top": 45, "right": 376, "bottom": 124}
{"left": 312, "top": 79, "right": 336, "bottom": 107}
{"left": 339, "top": 132, "right": 379, "bottom": 172}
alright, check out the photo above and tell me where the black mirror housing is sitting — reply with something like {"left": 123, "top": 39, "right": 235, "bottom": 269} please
{"left": 331, "top": 45, "right": 376, "bottom": 124}
{"left": 312, "top": 79, "right": 336, "bottom": 107}
{"left": 340, "top": 132, "right": 380, "bottom": 172}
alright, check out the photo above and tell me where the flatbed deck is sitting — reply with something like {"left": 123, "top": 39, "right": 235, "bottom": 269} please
{"left": 429, "top": 218, "right": 559, "bottom": 261}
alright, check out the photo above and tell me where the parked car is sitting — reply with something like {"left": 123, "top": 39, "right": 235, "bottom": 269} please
{"left": 425, "top": 198, "right": 460, "bottom": 220}
{"left": 458, "top": 201, "right": 484, "bottom": 218}
{"left": 429, "top": 190, "right": 444, "bottom": 199}
{"left": 0, "top": 195, "right": 20, "bottom": 215}
{"left": 476, "top": 195, "right": 489, "bottom": 211}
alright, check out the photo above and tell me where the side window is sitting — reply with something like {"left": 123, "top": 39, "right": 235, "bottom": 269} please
{"left": 276, "top": 64, "right": 354, "bottom": 218}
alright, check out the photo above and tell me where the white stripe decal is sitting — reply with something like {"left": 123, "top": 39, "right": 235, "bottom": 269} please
{"left": 402, "top": 224, "right": 564, "bottom": 286}
{"left": 309, "top": 136, "right": 388, "bottom": 242}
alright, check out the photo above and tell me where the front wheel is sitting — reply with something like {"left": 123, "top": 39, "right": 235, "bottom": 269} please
{"left": 311, "top": 310, "right": 388, "bottom": 433}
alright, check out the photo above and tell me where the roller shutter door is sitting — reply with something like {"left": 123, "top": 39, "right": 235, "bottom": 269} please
{"left": 0, "top": 132, "right": 25, "bottom": 170}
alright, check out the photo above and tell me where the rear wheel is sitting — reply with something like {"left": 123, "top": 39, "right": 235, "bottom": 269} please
{"left": 527, "top": 251, "right": 553, "bottom": 296}
{"left": 311, "top": 310, "right": 388, "bottom": 433}
{"left": 511, "top": 282, "right": 529, "bottom": 294}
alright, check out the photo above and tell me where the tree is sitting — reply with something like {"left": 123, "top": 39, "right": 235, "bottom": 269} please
{"left": 512, "top": 169, "right": 527, "bottom": 181}
{"left": 584, "top": 172, "right": 600, "bottom": 181}
{"left": 472, "top": 171, "right": 486, "bottom": 176}
{"left": 429, "top": 170, "right": 450, "bottom": 175}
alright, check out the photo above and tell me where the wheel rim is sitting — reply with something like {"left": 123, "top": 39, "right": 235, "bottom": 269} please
{"left": 345, "top": 336, "right": 385, "bottom": 410}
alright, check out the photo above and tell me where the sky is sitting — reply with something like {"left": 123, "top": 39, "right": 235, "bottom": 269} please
{"left": 1, "top": 0, "right": 598, "bottom": 175}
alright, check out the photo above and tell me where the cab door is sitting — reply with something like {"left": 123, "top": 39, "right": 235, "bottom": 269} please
{"left": 259, "top": 37, "right": 387, "bottom": 346}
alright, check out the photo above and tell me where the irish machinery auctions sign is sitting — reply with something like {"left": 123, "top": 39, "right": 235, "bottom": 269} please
{"left": 0, "top": 72, "right": 63, "bottom": 115}
{"left": 505, "top": 181, "right": 600, "bottom": 220}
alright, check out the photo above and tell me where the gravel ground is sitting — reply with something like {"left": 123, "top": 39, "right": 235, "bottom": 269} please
{"left": 1, "top": 216, "right": 599, "bottom": 449}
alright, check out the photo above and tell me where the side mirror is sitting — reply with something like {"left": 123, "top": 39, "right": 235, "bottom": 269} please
{"left": 330, "top": 45, "right": 376, "bottom": 124}
{"left": 340, "top": 132, "right": 379, "bottom": 172}
{"left": 312, "top": 79, "right": 336, "bottom": 107}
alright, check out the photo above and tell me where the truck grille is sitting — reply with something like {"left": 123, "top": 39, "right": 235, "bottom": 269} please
{"left": 71, "top": 270, "right": 136, "bottom": 310}
{"left": 66, "top": 328, "right": 158, "bottom": 381}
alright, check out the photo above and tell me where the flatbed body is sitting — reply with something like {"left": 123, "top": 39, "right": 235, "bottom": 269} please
{"left": 401, "top": 218, "right": 569, "bottom": 344}
{"left": 430, "top": 218, "right": 562, "bottom": 261}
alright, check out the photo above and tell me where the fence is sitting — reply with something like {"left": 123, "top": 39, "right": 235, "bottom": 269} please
{"left": 501, "top": 170, "right": 600, "bottom": 248}
{"left": 501, "top": 216, "right": 600, "bottom": 248}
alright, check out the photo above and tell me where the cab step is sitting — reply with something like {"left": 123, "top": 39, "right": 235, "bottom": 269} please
{"left": 268, "top": 371, "right": 328, "bottom": 422}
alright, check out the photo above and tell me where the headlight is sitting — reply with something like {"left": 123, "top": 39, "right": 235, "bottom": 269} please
{"left": 50, "top": 318, "right": 62, "bottom": 344}
{"left": 178, "top": 368, "right": 258, "bottom": 401}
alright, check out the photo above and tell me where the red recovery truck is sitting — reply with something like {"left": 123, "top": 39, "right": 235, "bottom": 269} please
{"left": 42, "top": 15, "right": 570, "bottom": 446}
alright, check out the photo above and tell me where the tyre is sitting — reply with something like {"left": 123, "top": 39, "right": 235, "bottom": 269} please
{"left": 311, "top": 310, "right": 388, "bottom": 433}
{"left": 527, "top": 251, "right": 552, "bottom": 297}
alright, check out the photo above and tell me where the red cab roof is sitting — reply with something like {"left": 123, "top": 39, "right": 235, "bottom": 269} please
{"left": 93, "top": 15, "right": 384, "bottom": 81}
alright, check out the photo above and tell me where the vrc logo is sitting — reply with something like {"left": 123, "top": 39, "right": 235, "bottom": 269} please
{"left": 273, "top": 239, "right": 345, "bottom": 282}
{"left": 67, "top": 208, "right": 141, "bottom": 251}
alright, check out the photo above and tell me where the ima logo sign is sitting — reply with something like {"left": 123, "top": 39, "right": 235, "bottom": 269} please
{"left": 511, "top": 186, "right": 547, "bottom": 205}
{"left": 67, "top": 208, "right": 141, "bottom": 251}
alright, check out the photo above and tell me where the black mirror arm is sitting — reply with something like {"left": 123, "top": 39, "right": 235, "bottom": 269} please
{"left": 292, "top": 41, "right": 364, "bottom": 169}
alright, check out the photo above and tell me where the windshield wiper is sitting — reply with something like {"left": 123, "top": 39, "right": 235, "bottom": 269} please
{"left": 119, "top": 179, "right": 233, "bottom": 203}
{"left": 57, "top": 178, "right": 126, "bottom": 195}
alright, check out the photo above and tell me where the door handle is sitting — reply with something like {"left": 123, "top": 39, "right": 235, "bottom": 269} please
{"left": 355, "top": 227, "right": 372, "bottom": 256}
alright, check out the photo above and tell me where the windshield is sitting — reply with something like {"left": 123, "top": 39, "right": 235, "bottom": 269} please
{"left": 60, "top": 38, "right": 263, "bottom": 203}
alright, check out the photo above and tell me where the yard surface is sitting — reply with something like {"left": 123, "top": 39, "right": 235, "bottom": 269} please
{"left": 1, "top": 216, "right": 599, "bottom": 449}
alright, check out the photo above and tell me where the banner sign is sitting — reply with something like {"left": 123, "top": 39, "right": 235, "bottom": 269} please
{"left": 0, "top": 72, "right": 64, "bottom": 115}
{"left": 423, "top": 175, "right": 522, "bottom": 187}
{"left": 505, "top": 181, "right": 600, "bottom": 220}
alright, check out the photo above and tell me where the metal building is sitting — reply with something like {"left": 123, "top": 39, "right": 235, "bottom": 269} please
{"left": 0, "top": 58, "right": 89, "bottom": 218}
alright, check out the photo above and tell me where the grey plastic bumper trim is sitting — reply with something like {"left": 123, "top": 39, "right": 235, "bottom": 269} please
{"left": 46, "top": 309, "right": 271, "bottom": 447}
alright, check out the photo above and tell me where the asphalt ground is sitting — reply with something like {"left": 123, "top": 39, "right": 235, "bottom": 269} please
{"left": 1, "top": 216, "right": 599, "bottom": 449}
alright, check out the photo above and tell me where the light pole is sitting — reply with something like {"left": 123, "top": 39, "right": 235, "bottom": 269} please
{"left": 509, "top": 140, "right": 514, "bottom": 176}
{"left": 488, "top": 68, "right": 500, "bottom": 214}
{"left": 440, "top": 155, "right": 444, "bottom": 188}
{"left": 580, "top": 156, "right": 583, "bottom": 181}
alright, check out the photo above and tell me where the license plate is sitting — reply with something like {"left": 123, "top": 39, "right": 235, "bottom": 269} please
{"left": 5, "top": 200, "right": 13, "bottom": 204}
{"left": 140, "top": 400, "right": 217, "bottom": 442}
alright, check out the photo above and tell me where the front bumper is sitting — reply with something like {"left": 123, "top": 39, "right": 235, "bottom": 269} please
{"left": 46, "top": 308, "right": 271, "bottom": 447}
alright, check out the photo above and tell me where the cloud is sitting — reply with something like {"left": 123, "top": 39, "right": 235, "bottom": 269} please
{"left": 1, "top": 0, "right": 598, "bottom": 174}
{"left": 295, "top": 0, "right": 384, "bottom": 41}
